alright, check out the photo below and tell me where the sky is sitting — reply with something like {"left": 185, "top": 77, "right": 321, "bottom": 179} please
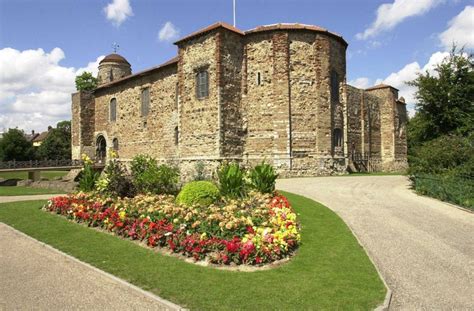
{"left": 0, "top": 0, "right": 473, "bottom": 132}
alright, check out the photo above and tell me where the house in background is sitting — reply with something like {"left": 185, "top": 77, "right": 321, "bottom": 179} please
{"left": 32, "top": 126, "right": 52, "bottom": 147}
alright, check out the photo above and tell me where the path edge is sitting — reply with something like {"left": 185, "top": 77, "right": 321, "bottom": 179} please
{"left": 0, "top": 222, "right": 186, "bottom": 311}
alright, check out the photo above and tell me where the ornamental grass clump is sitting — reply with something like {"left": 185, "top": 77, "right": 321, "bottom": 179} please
{"left": 176, "top": 181, "right": 220, "bottom": 207}
{"left": 217, "top": 162, "right": 247, "bottom": 198}
{"left": 44, "top": 191, "right": 300, "bottom": 266}
{"left": 248, "top": 162, "right": 279, "bottom": 194}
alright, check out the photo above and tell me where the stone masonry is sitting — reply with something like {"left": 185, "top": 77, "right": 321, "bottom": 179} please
{"left": 71, "top": 22, "right": 408, "bottom": 178}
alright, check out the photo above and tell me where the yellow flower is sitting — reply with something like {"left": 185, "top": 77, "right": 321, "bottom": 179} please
{"left": 119, "top": 211, "right": 126, "bottom": 220}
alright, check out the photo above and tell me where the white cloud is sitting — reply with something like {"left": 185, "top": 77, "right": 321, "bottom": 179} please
{"left": 349, "top": 77, "right": 372, "bottom": 89}
{"left": 439, "top": 6, "right": 474, "bottom": 50}
{"left": 377, "top": 51, "right": 450, "bottom": 114}
{"left": 0, "top": 47, "right": 104, "bottom": 132}
{"left": 104, "top": 0, "right": 133, "bottom": 27}
{"left": 357, "top": 0, "right": 445, "bottom": 40}
{"left": 158, "top": 22, "right": 180, "bottom": 42}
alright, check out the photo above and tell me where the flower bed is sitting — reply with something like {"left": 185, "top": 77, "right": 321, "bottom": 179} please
{"left": 44, "top": 192, "right": 300, "bottom": 265}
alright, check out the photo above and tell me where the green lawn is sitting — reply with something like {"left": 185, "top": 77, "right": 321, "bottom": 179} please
{"left": 0, "top": 171, "right": 68, "bottom": 180}
{"left": 0, "top": 186, "right": 65, "bottom": 196}
{"left": 0, "top": 193, "right": 386, "bottom": 310}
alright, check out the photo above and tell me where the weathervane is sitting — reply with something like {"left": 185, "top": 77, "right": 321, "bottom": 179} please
{"left": 112, "top": 42, "right": 120, "bottom": 54}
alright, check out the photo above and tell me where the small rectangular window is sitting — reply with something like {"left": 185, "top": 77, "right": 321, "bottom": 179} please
{"left": 110, "top": 98, "right": 117, "bottom": 122}
{"left": 196, "top": 70, "right": 209, "bottom": 99}
{"left": 141, "top": 88, "right": 150, "bottom": 117}
{"left": 257, "top": 72, "right": 262, "bottom": 86}
{"left": 175, "top": 82, "right": 179, "bottom": 110}
{"left": 333, "top": 128, "right": 343, "bottom": 147}
{"left": 331, "top": 71, "right": 339, "bottom": 103}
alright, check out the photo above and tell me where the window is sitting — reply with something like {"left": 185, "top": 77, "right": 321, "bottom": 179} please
{"left": 174, "top": 126, "right": 179, "bottom": 145}
{"left": 109, "top": 98, "right": 117, "bottom": 122}
{"left": 256, "top": 72, "right": 262, "bottom": 86}
{"left": 333, "top": 128, "right": 343, "bottom": 148}
{"left": 112, "top": 138, "right": 119, "bottom": 150}
{"left": 331, "top": 70, "right": 339, "bottom": 103}
{"left": 141, "top": 88, "right": 150, "bottom": 117}
{"left": 175, "top": 82, "right": 179, "bottom": 110}
{"left": 196, "top": 70, "right": 209, "bottom": 99}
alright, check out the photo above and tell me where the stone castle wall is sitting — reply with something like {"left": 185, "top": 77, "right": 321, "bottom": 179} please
{"left": 72, "top": 24, "right": 408, "bottom": 177}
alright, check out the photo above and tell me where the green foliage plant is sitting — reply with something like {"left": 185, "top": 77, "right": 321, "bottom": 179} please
{"left": 37, "top": 121, "right": 71, "bottom": 160}
{"left": 0, "top": 128, "right": 35, "bottom": 161}
{"left": 78, "top": 154, "right": 99, "bottom": 192}
{"left": 176, "top": 181, "right": 220, "bottom": 206}
{"left": 217, "top": 162, "right": 246, "bottom": 198}
{"left": 97, "top": 150, "right": 134, "bottom": 197}
{"left": 248, "top": 162, "right": 279, "bottom": 194}
{"left": 75, "top": 71, "right": 98, "bottom": 91}
{"left": 130, "top": 155, "right": 179, "bottom": 195}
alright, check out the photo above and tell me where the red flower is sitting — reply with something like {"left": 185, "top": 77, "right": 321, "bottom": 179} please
{"left": 246, "top": 226, "right": 255, "bottom": 234}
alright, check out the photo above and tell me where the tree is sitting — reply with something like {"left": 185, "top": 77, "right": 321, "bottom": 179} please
{"left": 408, "top": 48, "right": 474, "bottom": 142}
{"left": 37, "top": 121, "right": 71, "bottom": 160}
{"left": 0, "top": 128, "right": 35, "bottom": 161}
{"left": 75, "top": 71, "right": 98, "bottom": 91}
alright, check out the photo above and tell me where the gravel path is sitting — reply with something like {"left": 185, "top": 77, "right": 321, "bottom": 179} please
{"left": 0, "top": 194, "right": 63, "bottom": 203}
{"left": 277, "top": 176, "right": 474, "bottom": 310}
{"left": 0, "top": 196, "right": 181, "bottom": 310}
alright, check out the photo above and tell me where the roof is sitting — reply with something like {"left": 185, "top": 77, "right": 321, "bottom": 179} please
{"left": 95, "top": 56, "right": 178, "bottom": 91}
{"left": 174, "top": 22, "right": 347, "bottom": 46}
{"left": 245, "top": 23, "right": 347, "bottom": 46}
{"left": 174, "top": 22, "right": 244, "bottom": 44}
{"left": 100, "top": 53, "right": 130, "bottom": 65}
{"left": 32, "top": 131, "right": 50, "bottom": 142}
{"left": 365, "top": 84, "right": 399, "bottom": 91}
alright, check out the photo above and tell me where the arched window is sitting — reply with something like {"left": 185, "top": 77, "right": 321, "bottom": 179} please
{"left": 196, "top": 70, "right": 209, "bottom": 99}
{"left": 109, "top": 98, "right": 117, "bottom": 122}
{"left": 96, "top": 135, "right": 107, "bottom": 163}
{"left": 331, "top": 71, "right": 339, "bottom": 103}
{"left": 112, "top": 138, "right": 119, "bottom": 150}
{"left": 141, "top": 88, "right": 150, "bottom": 117}
{"left": 174, "top": 126, "right": 179, "bottom": 145}
{"left": 333, "top": 128, "right": 343, "bottom": 148}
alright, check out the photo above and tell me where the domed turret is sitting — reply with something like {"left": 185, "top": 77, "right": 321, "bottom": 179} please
{"left": 97, "top": 53, "right": 132, "bottom": 85}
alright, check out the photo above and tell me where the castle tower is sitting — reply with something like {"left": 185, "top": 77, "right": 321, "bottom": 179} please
{"left": 97, "top": 53, "right": 132, "bottom": 85}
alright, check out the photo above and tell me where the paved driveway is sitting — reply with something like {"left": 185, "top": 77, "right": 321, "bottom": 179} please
{"left": 277, "top": 176, "right": 473, "bottom": 310}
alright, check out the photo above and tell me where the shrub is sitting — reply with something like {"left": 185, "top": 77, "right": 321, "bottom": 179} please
{"left": 78, "top": 154, "right": 99, "bottom": 192}
{"left": 97, "top": 154, "right": 134, "bottom": 197}
{"left": 217, "top": 162, "right": 246, "bottom": 198}
{"left": 176, "top": 181, "right": 220, "bottom": 206}
{"left": 248, "top": 162, "right": 278, "bottom": 194}
{"left": 130, "top": 155, "right": 179, "bottom": 195}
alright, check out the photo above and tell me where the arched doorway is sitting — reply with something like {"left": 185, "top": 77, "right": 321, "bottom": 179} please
{"left": 96, "top": 135, "right": 107, "bottom": 164}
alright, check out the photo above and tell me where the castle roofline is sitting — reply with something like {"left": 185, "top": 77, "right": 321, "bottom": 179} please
{"left": 365, "top": 84, "right": 399, "bottom": 91}
{"left": 174, "top": 22, "right": 244, "bottom": 45}
{"left": 245, "top": 23, "right": 347, "bottom": 46}
{"left": 95, "top": 56, "right": 178, "bottom": 91}
{"left": 100, "top": 53, "right": 130, "bottom": 65}
{"left": 174, "top": 21, "right": 348, "bottom": 46}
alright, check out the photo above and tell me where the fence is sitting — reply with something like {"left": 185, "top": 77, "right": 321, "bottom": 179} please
{"left": 0, "top": 159, "right": 83, "bottom": 170}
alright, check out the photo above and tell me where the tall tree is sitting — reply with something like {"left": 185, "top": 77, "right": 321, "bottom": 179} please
{"left": 408, "top": 48, "right": 474, "bottom": 142}
{"left": 37, "top": 121, "right": 71, "bottom": 160}
{"left": 0, "top": 128, "right": 35, "bottom": 161}
{"left": 75, "top": 71, "right": 98, "bottom": 91}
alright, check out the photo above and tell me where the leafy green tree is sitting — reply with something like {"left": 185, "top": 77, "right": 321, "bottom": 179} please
{"left": 37, "top": 121, "right": 71, "bottom": 160}
{"left": 408, "top": 48, "right": 473, "bottom": 142}
{"left": 75, "top": 71, "right": 98, "bottom": 91}
{"left": 0, "top": 128, "right": 35, "bottom": 161}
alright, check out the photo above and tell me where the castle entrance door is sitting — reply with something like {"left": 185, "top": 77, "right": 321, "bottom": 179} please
{"left": 96, "top": 135, "right": 107, "bottom": 164}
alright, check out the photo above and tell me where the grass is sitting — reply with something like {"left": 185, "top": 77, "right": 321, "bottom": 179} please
{"left": 0, "top": 171, "right": 68, "bottom": 180}
{"left": 0, "top": 186, "right": 65, "bottom": 196}
{"left": 0, "top": 193, "right": 386, "bottom": 310}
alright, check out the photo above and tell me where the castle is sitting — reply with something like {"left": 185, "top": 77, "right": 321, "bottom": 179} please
{"left": 71, "top": 22, "right": 408, "bottom": 177}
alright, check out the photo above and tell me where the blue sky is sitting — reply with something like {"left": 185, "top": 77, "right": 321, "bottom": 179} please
{"left": 0, "top": 0, "right": 473, "bottom": 131}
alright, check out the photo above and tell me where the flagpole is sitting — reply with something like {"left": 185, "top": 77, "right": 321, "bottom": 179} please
{"left": 233, "top": 0, "right": 236, "bottom": 27}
